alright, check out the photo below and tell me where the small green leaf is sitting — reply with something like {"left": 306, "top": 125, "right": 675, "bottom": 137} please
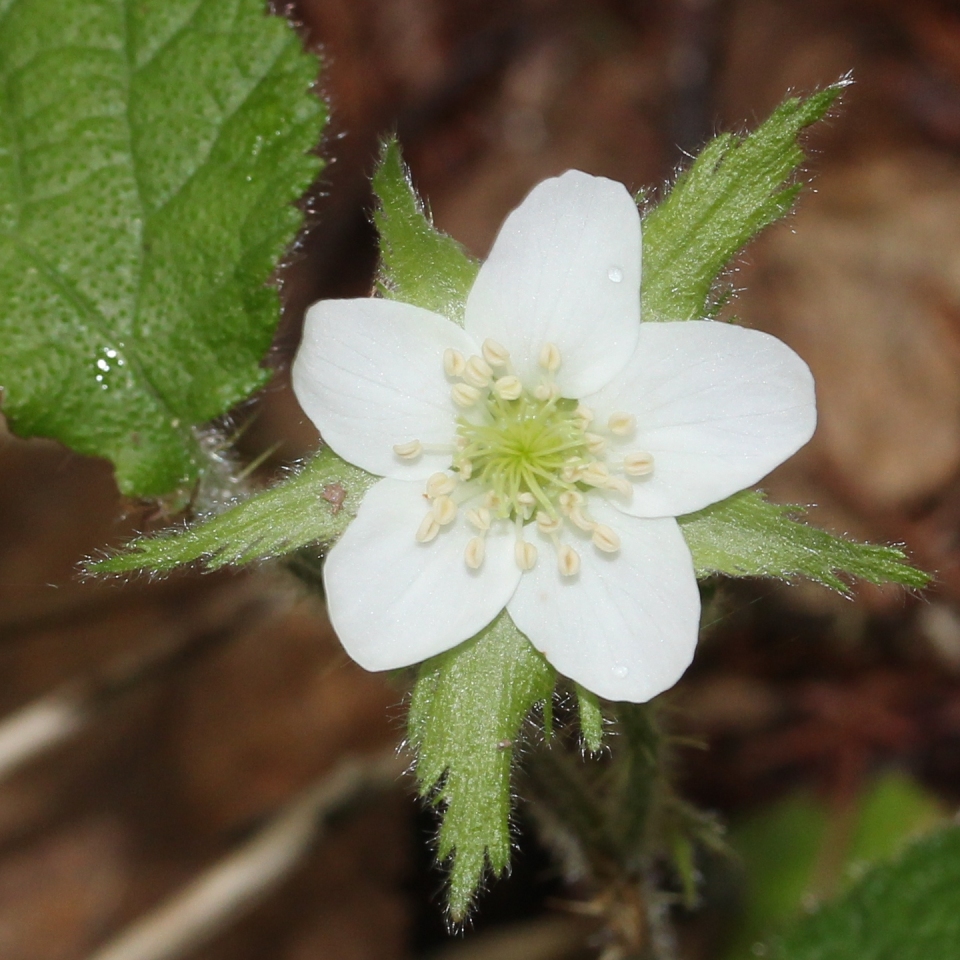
{"left": 642, "top": 83, "right": 845, "bottom": 322}
{"left": 89, "top": 449, "right": 374, "bottom": 574}
{"left": 408, "top": 611, "right": 555, "bottom": 920}
{"left": 772, "top": 826, "right": 960, "bottom": 960}
{"left": 372, "top": 138, "right": 478, "bottom": 325}
{"left": 575, "top": 683, "right": 604, "bottom": 753}
{"left": 0, "top": 0, "right": 326, "bottom": 496}
{"left": 678, "top": 490, "right": 930, "bottom": 592}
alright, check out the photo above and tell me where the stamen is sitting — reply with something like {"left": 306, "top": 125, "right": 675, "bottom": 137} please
{"left": 482, "top": 339, "right": 510, "bottom": 368}
{"left": 452, "top": 383, "right": 482, "bottom": 407}
{"left": 416, "top": 514, "right": 440, "bottom": 543}
{"left": 443, "top": 348, "right": 466, "bottom": 377}
{"left": 579, "top": 462, "right": 610, "bottom": 487}
{"left": 539, "top": 342, "right": 561, "bottom": 372}
{"left": 557, "top": 544, "right": 581, "bottom": 577}
{"left": 604, "top": 476, "right": 633, "bottom": 497}
{"left": 426, "top": 472, "right": 456, "bottom": 498}
{"left": 585, "top": 432, "right": 606, "bottom": 455}
{"left": 559, "top": 490, "right": 584, "bottom": 513}
{"left": 623, "top": 451, "right": 655, "bottom": 476}
{"left": 515, "top": 539, "right": 538, "bottom": 570}
{"left": 534, "top": 382, "right": 559, "bottom": 401}
{"left": 463, "top": 355, "right": 493, "bottom": 388}
{"left": 536, "top": 511, "right": 562, "bottom": 534}
{"left": 458, "top": 460, "right": 474, "bottom": 480}
{"left": 464, "top": 536, "right": 486, "bottom": 569}
{"left": 432, "top": 495, "right": 458, "bottom": 525}
{"left": 569, "top": 506, "right": 597, "bottom": 532}
{"left": 466, "top": 507, "right": 491, "bottom": 531}
{"left": 608, "top": 412, "right": 636, "bottom": 435}
{"left": 592, "top": 524, "right": 620, "bottom": 553}
{"left": 393, "top": 440, "right": 422, "bottom": 460}
{"left": 575, "top": 404, "right": 595, "bottom": 425}
{"left": 492, "top": 375, "right": 522, "bottom": 401}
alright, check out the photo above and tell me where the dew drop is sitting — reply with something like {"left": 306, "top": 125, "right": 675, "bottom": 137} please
{"left": 607, "top": 266, "right": 623, "bottom": 283}
{"left": 96, "top": 358, "right": 110, "bottom": 372}
{"left": 105, "top": 348, "right": 118, "bottom": 359}
{"left": 612, "top": 663, "right": 628, "bottom": 678}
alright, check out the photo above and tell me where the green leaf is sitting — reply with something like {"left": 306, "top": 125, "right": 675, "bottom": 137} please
{"left": 89, "top": 448, "right": 374, "bottom": 574}
{"left": 642, "top": 83, "right": 845, "bottom": 322}
{"left": 772, "top": 826, "right": 960, "bottom": 960}
{"left": 0, "top": 0, "right": 326, "bottom": 496}
{"left": 372, "top": 138, "right": 478, "bottom": 325}
{"left": 408, "top": 611, "right": 555, "bottom": 920}
{"left": 678, "top": 490, "right": 930, "bottom": 592}
{"left": 575, "top": 683, "right": 604, "bottom": 753}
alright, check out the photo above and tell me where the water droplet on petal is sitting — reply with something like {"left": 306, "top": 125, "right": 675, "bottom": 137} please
{"left": 607, "top": 266, "right": 623, "bottom": 283}
{"left": 613, "top": 664, "right": 628, "bottom": 678}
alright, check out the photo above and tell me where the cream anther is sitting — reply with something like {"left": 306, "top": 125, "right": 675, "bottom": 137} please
{"left": 559, "top": 490, "right": 584, "bottom": 512}
{"left": 443, "top": 348, "right": 466, "bottom": 378}
{"left": 536, "top": 512, "right": 562, "bottom": 534}
{"left": 608, "top": 412, "right": 636, "bottom": 436}
{"left": 585, "top": 432, "right": 607, "bottom": 455}
{"left": 592, "top": 524, "right": 620, "bottom": 553}
{"left": 538, "top": 342, "right": 561, "bottom": 372}
{"left": 534, "top": 382, "right": 559, "bottom": 401}
{"left": 464, "top": 536, "right": 486, "bottom": 569}
{"left": 561, "top": 460, "right": 581, "bottom": 483}
{"left": 515, "top": 540, "right": 538, "bottom": 570}
{"left": 623, "top": 451, "right": 655, "bottom": 476}
{"left": 492, "top": 375, "right": 522, "bottom": 401}
{"left": 575, "top": 404, "right": 594, "bottom": 425}
{"left": 604, "top": 476, "right": 633, "bottom": 497}
{"left": 452, "top": 383, "right": 482, "bottom": 407}
{"left": 393, "top": 440, "right": 422, "bottom": 460}
{"left": 431, "top": 495, "right": 458, "bottom": 525}
{"left": 463, "top": 355, "right": 493, "bottom": 388}
{"left": 483, "top": 491, "right": 505, "bottom": 512}
{"left": 458, "top": 460, "right": 474, "bottom": 480}
{"left": 482, "top": 339, "right": 510, "bottom": 368}
{"left": 517, "top": 492, "right": 536, "bottom": 507}
{"left": 466, "top": 507, "right": 491, "bottom": 531}
{"left": 557, "top": 544, "right": 581, "bottom": 577}
{"left": 579, "top": 462, "right": 611, "bottom": 486}
{"left": 426, "top": 472, "right": 456, "bottom": 498}
{"left": 569, "top": 506, "right": 597, "bottom": 532}
{"left": 416, "top": 514, "right": 440, "bottom": 543}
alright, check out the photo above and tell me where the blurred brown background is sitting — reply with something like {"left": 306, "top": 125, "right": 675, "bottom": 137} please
{"left": 5, "top": 0, "right": 960, "bottom": 957}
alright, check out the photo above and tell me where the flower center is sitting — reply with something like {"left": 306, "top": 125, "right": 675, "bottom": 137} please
{"left": 392, "top": 338, "right": 656, "bottom": 576}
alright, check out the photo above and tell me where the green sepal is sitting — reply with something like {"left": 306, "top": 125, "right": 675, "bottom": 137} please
{"left": 408, "top": 610, "right": 555, "bottom": 921}
{"left": 679, "top": 490, "right": 930, "bottom": 592}
{"left": 642, "top": 82, "right": 846, "bottom": 323}
{"left": 771, "top": 826, "right": 960, "bottom": 960}
{"left": 372, "top": 138, "right": 478, "bottom": 325}
{"left": 575, "top": 684, "right": 604, "bottom": 753}
{"left": 88, "top": 448, "right": 374, "bottom": 574}
{"left": 0, "top": 0, "right": 327, "bottom": 496}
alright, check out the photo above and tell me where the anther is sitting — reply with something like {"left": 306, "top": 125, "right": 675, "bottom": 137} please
{"left": 585, "top": 432, "right": 607, "bottom": 455}
{"left": 534, "top": 382, "right": 559, "bottom": 401}
{"left": 515, "top": 540, "right": 538, "bottom": 570}
{"left": 569, "top": 506, "right": 597, "bottom": 533}
{"left": 426, "top": 472, "right": 456, "bottom": 498}
{"left": 466, "top": 507, "right": 491, "bottom": 531}
{"left": 608, "top": 412, "right": 635, "bottom": 436}
{"left": 482, "top": 339, "right": 510, "bottom": 368}
{"left": 579, "top": 462, "right": 611, "bottom": 486}
{"left": 463, "top": 355, "right": 493, "bottom": 388}
{"left": 464, "top": 537, "right": 486, "bottom": 569}
{"left": 416, "top": 514, "right": 440, "bottom": 543}
{"left": 458, "top": 460, "right": 474, "bottom": 480}
{"left": 623, "top": 451, "right": 655, "bottom": 476}
{"left": 536, "top": 511, "right": 562, "bottom": 534}
{"left": 557, "top": 544, "right": 581, "bottom": 577}
{"left": 492, "top": 375, "right": 522, "bottom": 401}
{"left": 538, "top": 342, "right": 561, "bottom": 372}
{"left": 575, "top": 404, "right": 595, "bottom": 425}
{"left": 559, "top": 490, "right": 584, "bottom": 513}
{"left": 452, "top": 383, "right": 482, "bottom": 407}
{"left": 393, "top": 440, "right": 422, "bottom": 460}
{"left": 604, "top": 476, "right": 633, "bottom": 497}
{"left": 443, "top": 348, "right": 466, "bottom": 377}
{"left": 592, "top": 524, "right": 620, "bottom": 553}
{"left": 432, "top": 495, "right": 458, "bottom": 525}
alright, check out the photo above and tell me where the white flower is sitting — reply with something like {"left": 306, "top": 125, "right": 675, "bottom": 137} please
{"left": 292, "top": 171, "right": 816, "bottom": 702}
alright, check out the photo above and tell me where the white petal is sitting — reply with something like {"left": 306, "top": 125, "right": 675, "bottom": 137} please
{"left": 508, "top": 501, "right": 700, "bottom": 702}
{"left": 292, "top": 298, "right": 479, "bottom": 479}
{"left": 324, "top": 479, "right": 522, "bottom": 671}
{"left": 586, "top": 321, "right": 817, "bottom": 518}
{"left": 464, "top": 170, "right": 641, "bottom": 397}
